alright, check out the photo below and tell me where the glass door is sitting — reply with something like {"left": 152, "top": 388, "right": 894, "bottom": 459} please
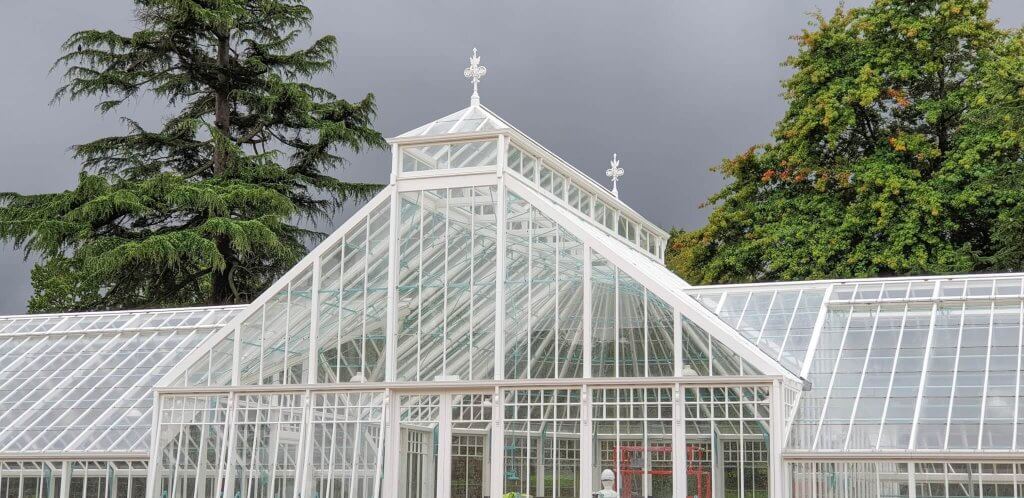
{"left": 395, "top": 392, "right": 493, "bottom": 498}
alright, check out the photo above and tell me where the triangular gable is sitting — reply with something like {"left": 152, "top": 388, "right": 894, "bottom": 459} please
{"left": 504, "top": 175, "right": 799, "bottom": 381}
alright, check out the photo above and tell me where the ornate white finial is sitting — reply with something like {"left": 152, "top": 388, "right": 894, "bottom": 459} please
{"left": 464, "top": 47, "right": 487, "bottom": 106}
{"left": 606, "top": 153, "right": 624, "bottom": 198}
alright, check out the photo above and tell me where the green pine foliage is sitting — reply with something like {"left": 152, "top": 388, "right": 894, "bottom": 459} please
{"left": 0, "top": 0, "right": 386, "bottom": 312}
{"left": 668, "top": 0, "right": 1024, "bottom": 284}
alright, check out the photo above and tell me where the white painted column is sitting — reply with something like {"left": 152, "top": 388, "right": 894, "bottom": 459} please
{"left": 770, "top": 380, "right": 786, "bottom": 498}
{"left": 385, "top": 146, "right": 401, "bottom": 382}
{"left": 583, "top": 248, "right": 593, "bottom": 379}
{"left": 494, "top": 134, "right": 508, "bottom": 380}
{"left": 489, "top": 386, "right": 503, "bottom": 498}
{"left": 579, "top": 385, "right": 593, "bottom": 498}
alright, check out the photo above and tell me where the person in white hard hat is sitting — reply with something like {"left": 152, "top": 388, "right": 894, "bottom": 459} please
{"left": 595, "top": 469, "right": 618, "bottom": 498}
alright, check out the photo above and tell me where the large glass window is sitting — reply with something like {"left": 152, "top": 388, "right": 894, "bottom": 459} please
{"left": 232, "top": 393, "right": 305, "bottom": 498}
{"left": 504, "top": 192, "right": 584, "bottom": 379}
{"left": 589, "top": 251, "right": 680, "bottom": 378}
{"left": 317, "top": 202, "right": 391, "bottom": 383}
{"left": 237, "top": 269, "right": 313, "bottom": 385}
{"left": 396, "top": 187, "right": 498, "bottom": 382}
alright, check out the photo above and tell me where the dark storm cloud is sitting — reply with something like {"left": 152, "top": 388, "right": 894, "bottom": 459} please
{"left": 2, "top": 1, "right": 1022, "bottom": 314}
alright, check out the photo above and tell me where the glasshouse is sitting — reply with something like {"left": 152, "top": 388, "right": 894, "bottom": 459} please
{"left": 2, "top": 52, "right": 1024, "bottom": 498}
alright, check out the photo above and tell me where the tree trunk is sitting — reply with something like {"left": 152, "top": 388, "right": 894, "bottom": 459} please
{"left": 212, "top": 33, "right": 231, "bottom": 175}
{"left": 211, "top": 31, "right": 235, "bottom": 303}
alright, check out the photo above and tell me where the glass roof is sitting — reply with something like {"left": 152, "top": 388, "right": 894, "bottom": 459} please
{"left": 397, "top": 105, "right": 507, "bottom": 138}
{"left": 0, "top": 306, "right": 241, "bottom": 455}
{"left": 691, "top": 274, "right": 1024, "bottom": 453}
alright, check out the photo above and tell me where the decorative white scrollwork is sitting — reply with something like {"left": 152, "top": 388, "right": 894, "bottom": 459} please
{"left": 606, "top": 153, "right": 624, "bottom": 198}
{"left": 464, "top": 47, "right": 487, "bottom": 106}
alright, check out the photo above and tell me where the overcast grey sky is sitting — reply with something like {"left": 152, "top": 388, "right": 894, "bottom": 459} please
{"left": 2, "top": 1, "right": 1023, "bottom": 314}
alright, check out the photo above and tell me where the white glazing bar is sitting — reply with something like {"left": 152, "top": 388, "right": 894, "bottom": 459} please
{"left": 841, "top": 305, "right": 883, "bottom": 451}
{"left": 777, "top": 289, "right": 806, "bottom": 364}
{"left": 416, "top": 191, "right": 424, "bottom": 380}
{"left": 220, "top": 393, "right": 240, "bottom": 498}
{"left": 582, "top": 247, "right": 593, "bottom": 379}
{"left": 643, "top": 290, "right": 650, "bottom": 378}
{"left": 908, "top": 282, "right": 941, "bottom": 450}
{"left": 1014, "top": 300, "right": 1024, "bottom": 451}
{"left": 940, "top": 302, "right": 967, "bottom": 450}
{"left": 296, "top": 391, "right": 314, "bottom": 498}
{"left": 494, "top": 134, "right": 508, "bottom": 381}
{"left": 613, "top": 267, "right": 620, "bottom": 378}
{"left": 443, "top": 190, "right": 451, "bottom": 377}
{"left": 385, "top": 147, "right": 400, "bottom": 382}
{"left": 373, "top": 392, "right": 389, "bottom": 498}
{"left": 143, "top": 393, "right": 161, "bottom": 498}
{"left": 308, "top": 252, "right": 320, "bottom": 385}
{"left": 810, "top": 307, "right": 855, "bottom": 450}
{"left": 232, "top": 325, "right": 241, "bottom": 385}
{"left": 976, "top": 301, "right": 996, "bottom": 450}
{"left": 800, "top": 285, "right": 833, "bottom": 379}
{"left": 753, "top": 290, "right": 779, "bottom": 345}
{"left": 673, "top": 311, "right": 683, "bottom": 377}
{"left": 527, "top": 206, "right": 534, "bottom": 378}
{"left": 335, "top": 231, "right": 347, "bottom": 381}
{"left": 873, "top": 304, "right": 910, "bottom": 451}
{"left": 554, "top": 225, "right": 561, "bottom": 378}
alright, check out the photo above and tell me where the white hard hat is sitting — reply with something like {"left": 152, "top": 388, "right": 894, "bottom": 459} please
{"left": 601, "top": 469, "right": 615, "bottom": 482}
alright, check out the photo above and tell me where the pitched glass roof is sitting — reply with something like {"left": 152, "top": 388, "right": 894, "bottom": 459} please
{"left": 0, "top": 306, "right": 241, "bottom": 455}
{"left": 397, "top": 105, "right": 507, "bottom": 138}
{"left": 691, "top": 274, "right": 1024, "bottom": 453}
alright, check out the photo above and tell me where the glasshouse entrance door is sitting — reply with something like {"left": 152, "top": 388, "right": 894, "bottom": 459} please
{"left": 394, "top": 392, "right": 493, "bottom": 498}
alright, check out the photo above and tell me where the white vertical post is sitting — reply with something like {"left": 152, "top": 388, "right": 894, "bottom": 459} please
{"left": 295, "top": 390, "right": 315, "bottom": 498}
{"left": 385, "top": 146, "right": 401, "bottom": 382}
{"left": 770, "top": 380, "right": 786, "bottom": 498}
{"left": 232, "top": 325, "right": 241, "bottom": 385}
{"left": 382, "top": 390, "right": 401, "bottom": 498}
{"left": 672, "top": 383, "right": 687, "bottom": 498}
{"left": 674, "top": 311, "right": 683, "bottom": 377}
{"left": 221, "top": 393, "right": 240, "bottom": 498}
{"left": 583, "top": 247, "right": 593, "bottom": 379}
{"left": 494, "top": 134, "right": 508, "bottom": 380}
{"left": 307, "top": 258, "right": 320, "bottom": 384}
{"left": 490, "top": 386, "right": 504, "bottom": 498}
{"left": 579, "top": 385, "right": 592, "bottom": 498}
{"left": 436, "top": 395, "right": 453, "bottom": 498}
{"left": 59, "top": 462, "right": 71, "bottom": 498}
{"left": 145, "top": 392, "right": 161, "bottom": 498}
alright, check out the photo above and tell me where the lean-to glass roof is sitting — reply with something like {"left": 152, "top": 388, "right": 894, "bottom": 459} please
{"left": 0, "top": 306, "right": 241, "bottom": 455}
{"left": 692, "top": 274, "right": 1024, "bottom": 453}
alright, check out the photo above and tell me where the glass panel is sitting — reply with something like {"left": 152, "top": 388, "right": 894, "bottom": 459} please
{"left": 592, "top": 388, "right": 673, "bottom": 498}
{"left": 309, "top": 392, "right": 384, "bottom": 498}
{"left": 232, "top": 393, "right": 305, "bottom": 498}
{"left": 502, "top": 389, "right": 581, "bottom": 498}
{"left": 398, "top": 188, "right": 498, "bottom": 382}
{"left": 154, "top": 394, "right": 230, "bottom": 498}
{"left": 505, "top": 191, "right": 584, "bottom": 379}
